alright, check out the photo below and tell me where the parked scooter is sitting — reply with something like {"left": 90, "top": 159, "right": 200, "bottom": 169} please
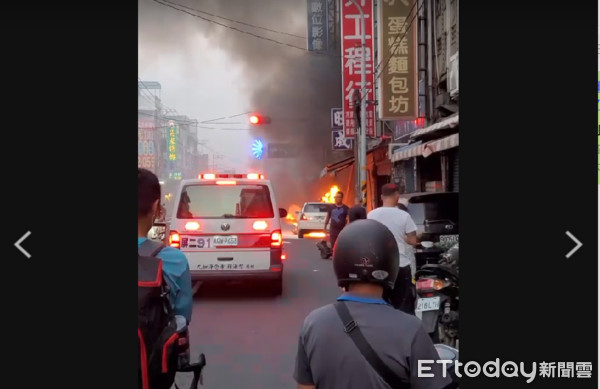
{"left": 415, "top": 244, "right": 459, "bottom": 347}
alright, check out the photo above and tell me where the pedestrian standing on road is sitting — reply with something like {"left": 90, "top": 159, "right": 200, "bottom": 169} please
{"left": 367, "top": 184, "right": 419, "bottom": 315}
{"left": 294, "top": 219, "right": 450, "bottom": 389}
{"left": 323, "top": 191, "right": 349, "bottom": 249}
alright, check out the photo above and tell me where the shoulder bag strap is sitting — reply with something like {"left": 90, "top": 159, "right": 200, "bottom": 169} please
{"left": 334, "top": 301, "right": 410, "bottom": 389}
{"left": 139, "top": 239, "right": 165, "bottom": 257}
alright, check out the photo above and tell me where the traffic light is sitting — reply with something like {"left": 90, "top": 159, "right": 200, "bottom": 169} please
{"left": 248, "top": 113, "right": 271, "bottom": 125}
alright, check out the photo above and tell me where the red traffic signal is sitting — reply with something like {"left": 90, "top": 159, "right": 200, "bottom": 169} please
{"left": 248, "top": 113, "right": 271, "bottom": 125}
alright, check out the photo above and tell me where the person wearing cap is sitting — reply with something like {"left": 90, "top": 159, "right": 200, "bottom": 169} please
{"left": 293, "top": 220, "right": 449, "bottom": 389}
{"left": 367, "top": 183, "right": 419, "bottom": 314}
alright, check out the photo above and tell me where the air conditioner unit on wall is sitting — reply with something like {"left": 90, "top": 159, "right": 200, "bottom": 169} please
{"left": 448, "top": 52, "right": 458, "bottom": 98}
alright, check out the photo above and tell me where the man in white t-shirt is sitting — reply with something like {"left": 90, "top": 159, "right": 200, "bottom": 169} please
{"left": 367, "top": 183, "right": 419, "bottom": 314}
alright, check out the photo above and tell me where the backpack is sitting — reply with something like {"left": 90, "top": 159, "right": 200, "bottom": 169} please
{"left": 138, "top": 239, "right": 180, "bottom": 389}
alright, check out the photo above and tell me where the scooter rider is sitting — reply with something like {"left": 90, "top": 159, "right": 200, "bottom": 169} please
{"left": 294, "top": 219, "right": 450, "bottom": 389}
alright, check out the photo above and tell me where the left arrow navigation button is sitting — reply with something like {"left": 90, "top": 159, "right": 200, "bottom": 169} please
{"left": 15, "top": 231, "right": 31, "bottom": 258}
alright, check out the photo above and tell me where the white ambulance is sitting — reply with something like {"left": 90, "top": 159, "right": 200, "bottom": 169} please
{"left": 167, "top": 173, "right": 287, "bottom": 295}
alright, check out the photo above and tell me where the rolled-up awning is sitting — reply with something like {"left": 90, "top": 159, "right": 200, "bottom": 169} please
{"left": 410, "top": 113, "right": 458, "bottom": 139}
{"left": 391, "top": 133, "right": 459, "bottom": 162}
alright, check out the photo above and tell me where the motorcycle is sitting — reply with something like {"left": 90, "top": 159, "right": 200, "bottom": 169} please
{"left": 415, "top": 244, "right": 459, "bottom": 347}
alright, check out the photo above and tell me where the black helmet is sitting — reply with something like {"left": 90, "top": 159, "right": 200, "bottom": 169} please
{"left": 333, "top": 219, "right": 399, "bottom": 289}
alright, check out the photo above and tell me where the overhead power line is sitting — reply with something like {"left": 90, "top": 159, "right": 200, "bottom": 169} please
{"left": 160, "top": 0, "right": 306, "bottom": 39}
{"left": 150, "top": 0, "right": 338, "bottom": 57}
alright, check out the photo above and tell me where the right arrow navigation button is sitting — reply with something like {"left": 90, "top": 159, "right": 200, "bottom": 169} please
{"left": 565, "top": 231, "right": 582, "bottom": 259}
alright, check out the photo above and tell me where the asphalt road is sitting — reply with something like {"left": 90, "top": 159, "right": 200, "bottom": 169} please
{"left": 175, "top": 224, "right": 340, "bottom": 389}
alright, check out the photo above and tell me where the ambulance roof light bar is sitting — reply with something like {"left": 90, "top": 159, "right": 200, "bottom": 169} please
{"left": 198, "top": 173, "right": 265, "bottom": 180}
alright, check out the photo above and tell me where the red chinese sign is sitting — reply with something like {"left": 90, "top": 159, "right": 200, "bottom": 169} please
{"left": 341, "top": 0, "right": 376, "bottom": 138}
{"left": 138, "top": 119, "right": 156, "bottom": 172}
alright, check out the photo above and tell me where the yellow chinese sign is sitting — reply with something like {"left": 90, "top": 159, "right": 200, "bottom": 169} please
{"left": 167, "top": 121, "right": 178, "bottom": 161}
{"left": 378, "top": 0, "right": 418, "bottom": 120}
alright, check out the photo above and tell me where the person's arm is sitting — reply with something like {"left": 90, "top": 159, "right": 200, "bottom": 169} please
{"left": 174, "top": 261, "right": 193, "bottom": 323}
{"left": 409, "top": 325, "right": 452, "bottom": 389}
{"left": 160, "top": 249, "right": 194, "bottom": 323}
{"left": 293, "top": 333, "right": 315, "bottom": 388}
{"left": 405, "top": 231, "right": 418, "bottom": 246}
{"left": 404, "top": 215, "right": 419, "bottom": 246}
{"left": 324, "top": 208, "right": 331, "bottom": 230}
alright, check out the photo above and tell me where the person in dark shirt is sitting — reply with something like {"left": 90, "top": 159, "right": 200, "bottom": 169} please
{"left": 323, "top": 191, "right": 349, "bottom": 249}
{"left": 348, "top": 204, "right": 367, "bottom": 223}
{"left": 294, "top": 219, "right": 451, "bottom": 389}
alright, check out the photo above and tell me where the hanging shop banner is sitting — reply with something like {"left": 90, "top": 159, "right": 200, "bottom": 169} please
{"left": 378, "top": 0, "right": 418, "bottom": 120}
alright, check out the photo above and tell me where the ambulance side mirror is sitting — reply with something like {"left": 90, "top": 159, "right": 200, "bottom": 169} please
{"left": 279, "top": 208, "right": 288, "bottom": 218}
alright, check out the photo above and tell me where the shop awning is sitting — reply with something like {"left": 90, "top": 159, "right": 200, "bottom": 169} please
{"left": 425, "top": 133, "right": 459, "bottom": 154}
{"left": 390, "top": 133, "right": 459, "bottom": 162}
{"left": 410, "top": 113, "right": 459, "bottom": 139}
{"left": 390, "top": 142, "right": 423, "bottom": 162}
{"left": 320, "top": 156, "right": 354, "bottom": 178}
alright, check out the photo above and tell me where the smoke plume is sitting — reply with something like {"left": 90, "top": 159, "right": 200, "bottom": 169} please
{"left": 139, "top": 0, "right": 346, "bottom": 208}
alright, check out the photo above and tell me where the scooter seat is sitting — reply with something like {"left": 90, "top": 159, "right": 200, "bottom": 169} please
{"left": 416, "top": 263, "right": 458, "bottom": 280}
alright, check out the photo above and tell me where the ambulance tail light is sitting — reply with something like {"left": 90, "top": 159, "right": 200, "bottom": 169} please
{"left": 169, "top": 231, "right": 181, "bottom": 249}
{"left": 271, "top": 230, "right": 282, "bottom": 247}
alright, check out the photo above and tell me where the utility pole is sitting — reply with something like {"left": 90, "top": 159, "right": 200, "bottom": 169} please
{"left": 349, "top": 0, "right": 368, "bottom": 208}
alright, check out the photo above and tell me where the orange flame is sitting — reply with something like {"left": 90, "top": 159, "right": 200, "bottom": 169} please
{"left": 321, "top": 185, "right": 340, "bottom": 203}
{"left": 285, "top": 204, "right": 301, "bottom": 226}
{"left": 306, "top": 232, "right": 327, "bottom": 239}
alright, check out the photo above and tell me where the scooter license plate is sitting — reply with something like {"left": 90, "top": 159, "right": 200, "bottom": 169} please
{"left": 416, "top": 297, "right": 440, "bottom": 312}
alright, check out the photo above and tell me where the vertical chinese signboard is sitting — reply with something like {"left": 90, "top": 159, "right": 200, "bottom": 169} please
{"left": 167, "top": 120, "right": 181, "bottom": 180}
{"left": 307, "top": 0, "right": 328, "bottom": 52}
{"left": 138, "top": 119, "right": 156, "bottom": 172}
{"left": 342, "top": 0, "right": 376, "bottom": 137}
{"left": 378, "top": 0, "right": 418, "bottom": 120}
{"left": 167, "top": 120, "right": 178, "bottom": 161}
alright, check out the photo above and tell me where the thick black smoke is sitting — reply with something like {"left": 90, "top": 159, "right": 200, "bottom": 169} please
{"left": 139, "top": 0, "right": 344, "bottom": 208}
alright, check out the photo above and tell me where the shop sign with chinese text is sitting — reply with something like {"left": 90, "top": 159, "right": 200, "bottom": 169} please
{"left": 341, "top": 0, "right": 376, "bottom": 137}
{"left": 138, "top": 119, "right": 156, "bottom": 171}
{"left": 167, "top": 120, "right": 178, "bottom": 161}
{"left": 307, "top": 0, "right": 328, "bottom": 52}
{"left": 378, "top": 0, "right": 418, "bottom": 120}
